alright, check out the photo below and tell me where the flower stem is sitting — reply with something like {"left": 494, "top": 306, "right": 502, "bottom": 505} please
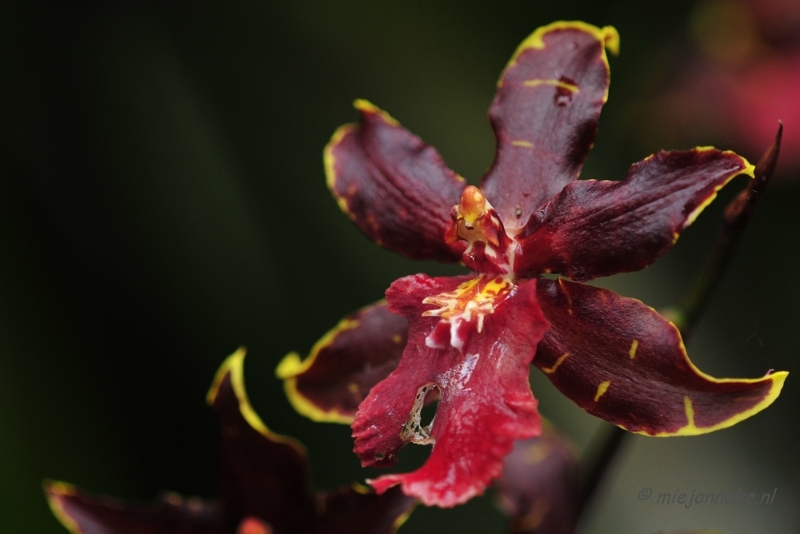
{"left": 575, "top": 124, "right": 782, "bottom": 521}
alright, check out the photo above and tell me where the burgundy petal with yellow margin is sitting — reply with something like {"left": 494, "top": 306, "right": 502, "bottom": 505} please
{"left": 211, "top": 350, "right": 417, "bottom": 534}
{"left": 326, "top": 100, "right": 466, "bottom": 262}
{"left": 497, "top": 423, "right": 580, "bottom": 534}
{"left": 45, "top": 482, "right": 226, "bottom": 534}
{"left": 276, "top": 301, "right": 407, "bottom": 423}
{"left": 481, "top": 22, "right": 619, "bottom": 230}
{"left": 353, "top": 274, "right": 549, "bottom": 507}
{"left": 533, "top": 279, "right": 787, "bottom": 436}
{"left": 46, "top": 350, "right": 417, "bottom": 534}
{"left": 516, "top": 149, "right": 755, "bottom": 281}
{"left": 208, "top": 350, "right": 315, "bottom": 531}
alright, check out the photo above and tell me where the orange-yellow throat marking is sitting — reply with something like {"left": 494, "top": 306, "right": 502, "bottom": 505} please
{"left": 423, "top": 275, "right": 513, "bottom": 351}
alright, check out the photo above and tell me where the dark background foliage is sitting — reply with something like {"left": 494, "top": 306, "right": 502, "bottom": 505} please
{"left": 1, "top": 1, "right": 797, "bottom": 532}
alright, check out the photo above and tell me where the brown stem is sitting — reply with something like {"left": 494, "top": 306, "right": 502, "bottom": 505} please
{"left": 675, "top": 123, "right": 782, "bottom": 338}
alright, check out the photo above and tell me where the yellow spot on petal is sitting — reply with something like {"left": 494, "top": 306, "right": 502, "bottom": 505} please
{"left": 541, "top": 353, "right": 569, "bottom": 375}
{"left": 391, "top": 334, "right": 403, "bottom": 344}
{"left": 557, "top": 278, "right": 575, "bottom": 316}
{"left": 347, "top": 382, "right": 362, "bottom": 401}
{"left": 512, "top": 140, "right": 534, "bottom": 147}
{"left": 524, "top": 441, "right": 553, "bottom": 465}
{"left": 350, "top": 482, "right": 371, "bottom": 495}
{"left": 594, "top": 380, "right": 611, "bottom": 402}
{"left": 684, "top": 396, "right": 696, "bottom": 429}
{"left": 523, "top": 78, "right": 579, "bottom": 93}
{"left": 629, "top": 340, "right": 639, "bottom": 359}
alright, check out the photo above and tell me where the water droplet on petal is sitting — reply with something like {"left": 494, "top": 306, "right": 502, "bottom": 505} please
{"left": 555, "top": 89, "right": 573, "bottom": 106}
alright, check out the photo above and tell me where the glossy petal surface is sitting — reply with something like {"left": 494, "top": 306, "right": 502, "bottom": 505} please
{"left": 208, "top": 349, "right": 315, "bottom": 529}
{"left": 326, "top": 100, "right": 466, "bottom": 262}
{"left": 45, "top": 482, "right": 226, "bottom": 534}
{"left": 533, "top": 279, "right": 787, "bottom": 436}
{"left": 497, "top": 423, "right": 580, "bottom": 534}
{"left": 481, "top": 22, "right": 619, "bottom": 230}
{"left": 352, "top": 274, "right": 549, "bottom": 507}
{"left": 516, "top": 149, "right": 754, "bottom": 281}
{"left": 276, "top": 301, "right": 407, "bottom": 423}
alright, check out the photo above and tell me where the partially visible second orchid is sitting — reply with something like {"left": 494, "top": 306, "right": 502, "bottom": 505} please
{"left": 652, "top": 0, "right": 800, "bottom": 174}
{"left": 497, "top": 423, "right": 580, "bottom": 534}
{"left": 277, "top": 21, "right": 788, "bottom": 507}
{"left": 45, "top": 349, "right": 416, "bottom": 534}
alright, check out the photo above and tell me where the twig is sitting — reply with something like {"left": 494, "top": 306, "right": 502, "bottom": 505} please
{"left": 674, "top": 123, "right": 782, "bottom": 338}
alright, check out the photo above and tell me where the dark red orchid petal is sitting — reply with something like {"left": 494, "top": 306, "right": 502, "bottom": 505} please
{"left": 312, "top": 485, "right": 416, "bottom": 534}
{"left": 276, "top": 301, "right": 407, "bottom": 423}
{"left": 326, "top": 100, "right": 466, "bottom": 262}
{"left": 516, "top": 148, "right": 754, "bottom": 281}
{"left": 352, "top": 274, "right": 549, "bottom": 507}
{"left": 44, "top": 481, "right": 227, "bottom": 534}
{"left": 481, "top": 22, "right": 619, "bottom": 230}
{"left": 208, "top": 349, "right": 315, "bottom": 529}
{"left": 533, "top": 279, "right": 787, "bottom": 436}
{"left": 497, "top": 423, "right": 580, "bottom": 534}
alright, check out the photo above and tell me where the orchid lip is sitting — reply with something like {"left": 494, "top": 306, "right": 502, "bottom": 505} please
{"left": 422, "top": 274, "right": 515, "bottom": 351}
{"left": 422, "top": 186, "right": 525, "bottom": 351}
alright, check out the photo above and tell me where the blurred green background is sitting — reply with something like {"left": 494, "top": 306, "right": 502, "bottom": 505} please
{"left": 1, "top": 1, "right": 797, "bottom": 532}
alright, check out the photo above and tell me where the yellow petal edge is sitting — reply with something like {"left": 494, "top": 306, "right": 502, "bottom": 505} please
{"left": 44, "top": 480, "right": 81, "bottom": 534}
{"left": 626, "top": 326, "right": 788, "bottom": 436}
{"left": 500, "top": 21, "right": 620, "bottom": 89}
{"left": 209, "top": 347, "right": 306, "bottom": 451}
{"left": 276, "top": 314, "right": 365, "bottom": 425}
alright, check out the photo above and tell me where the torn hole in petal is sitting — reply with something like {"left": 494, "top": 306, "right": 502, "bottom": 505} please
{"left": 402, "top": 382, "right": 440, "bottom": 445}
